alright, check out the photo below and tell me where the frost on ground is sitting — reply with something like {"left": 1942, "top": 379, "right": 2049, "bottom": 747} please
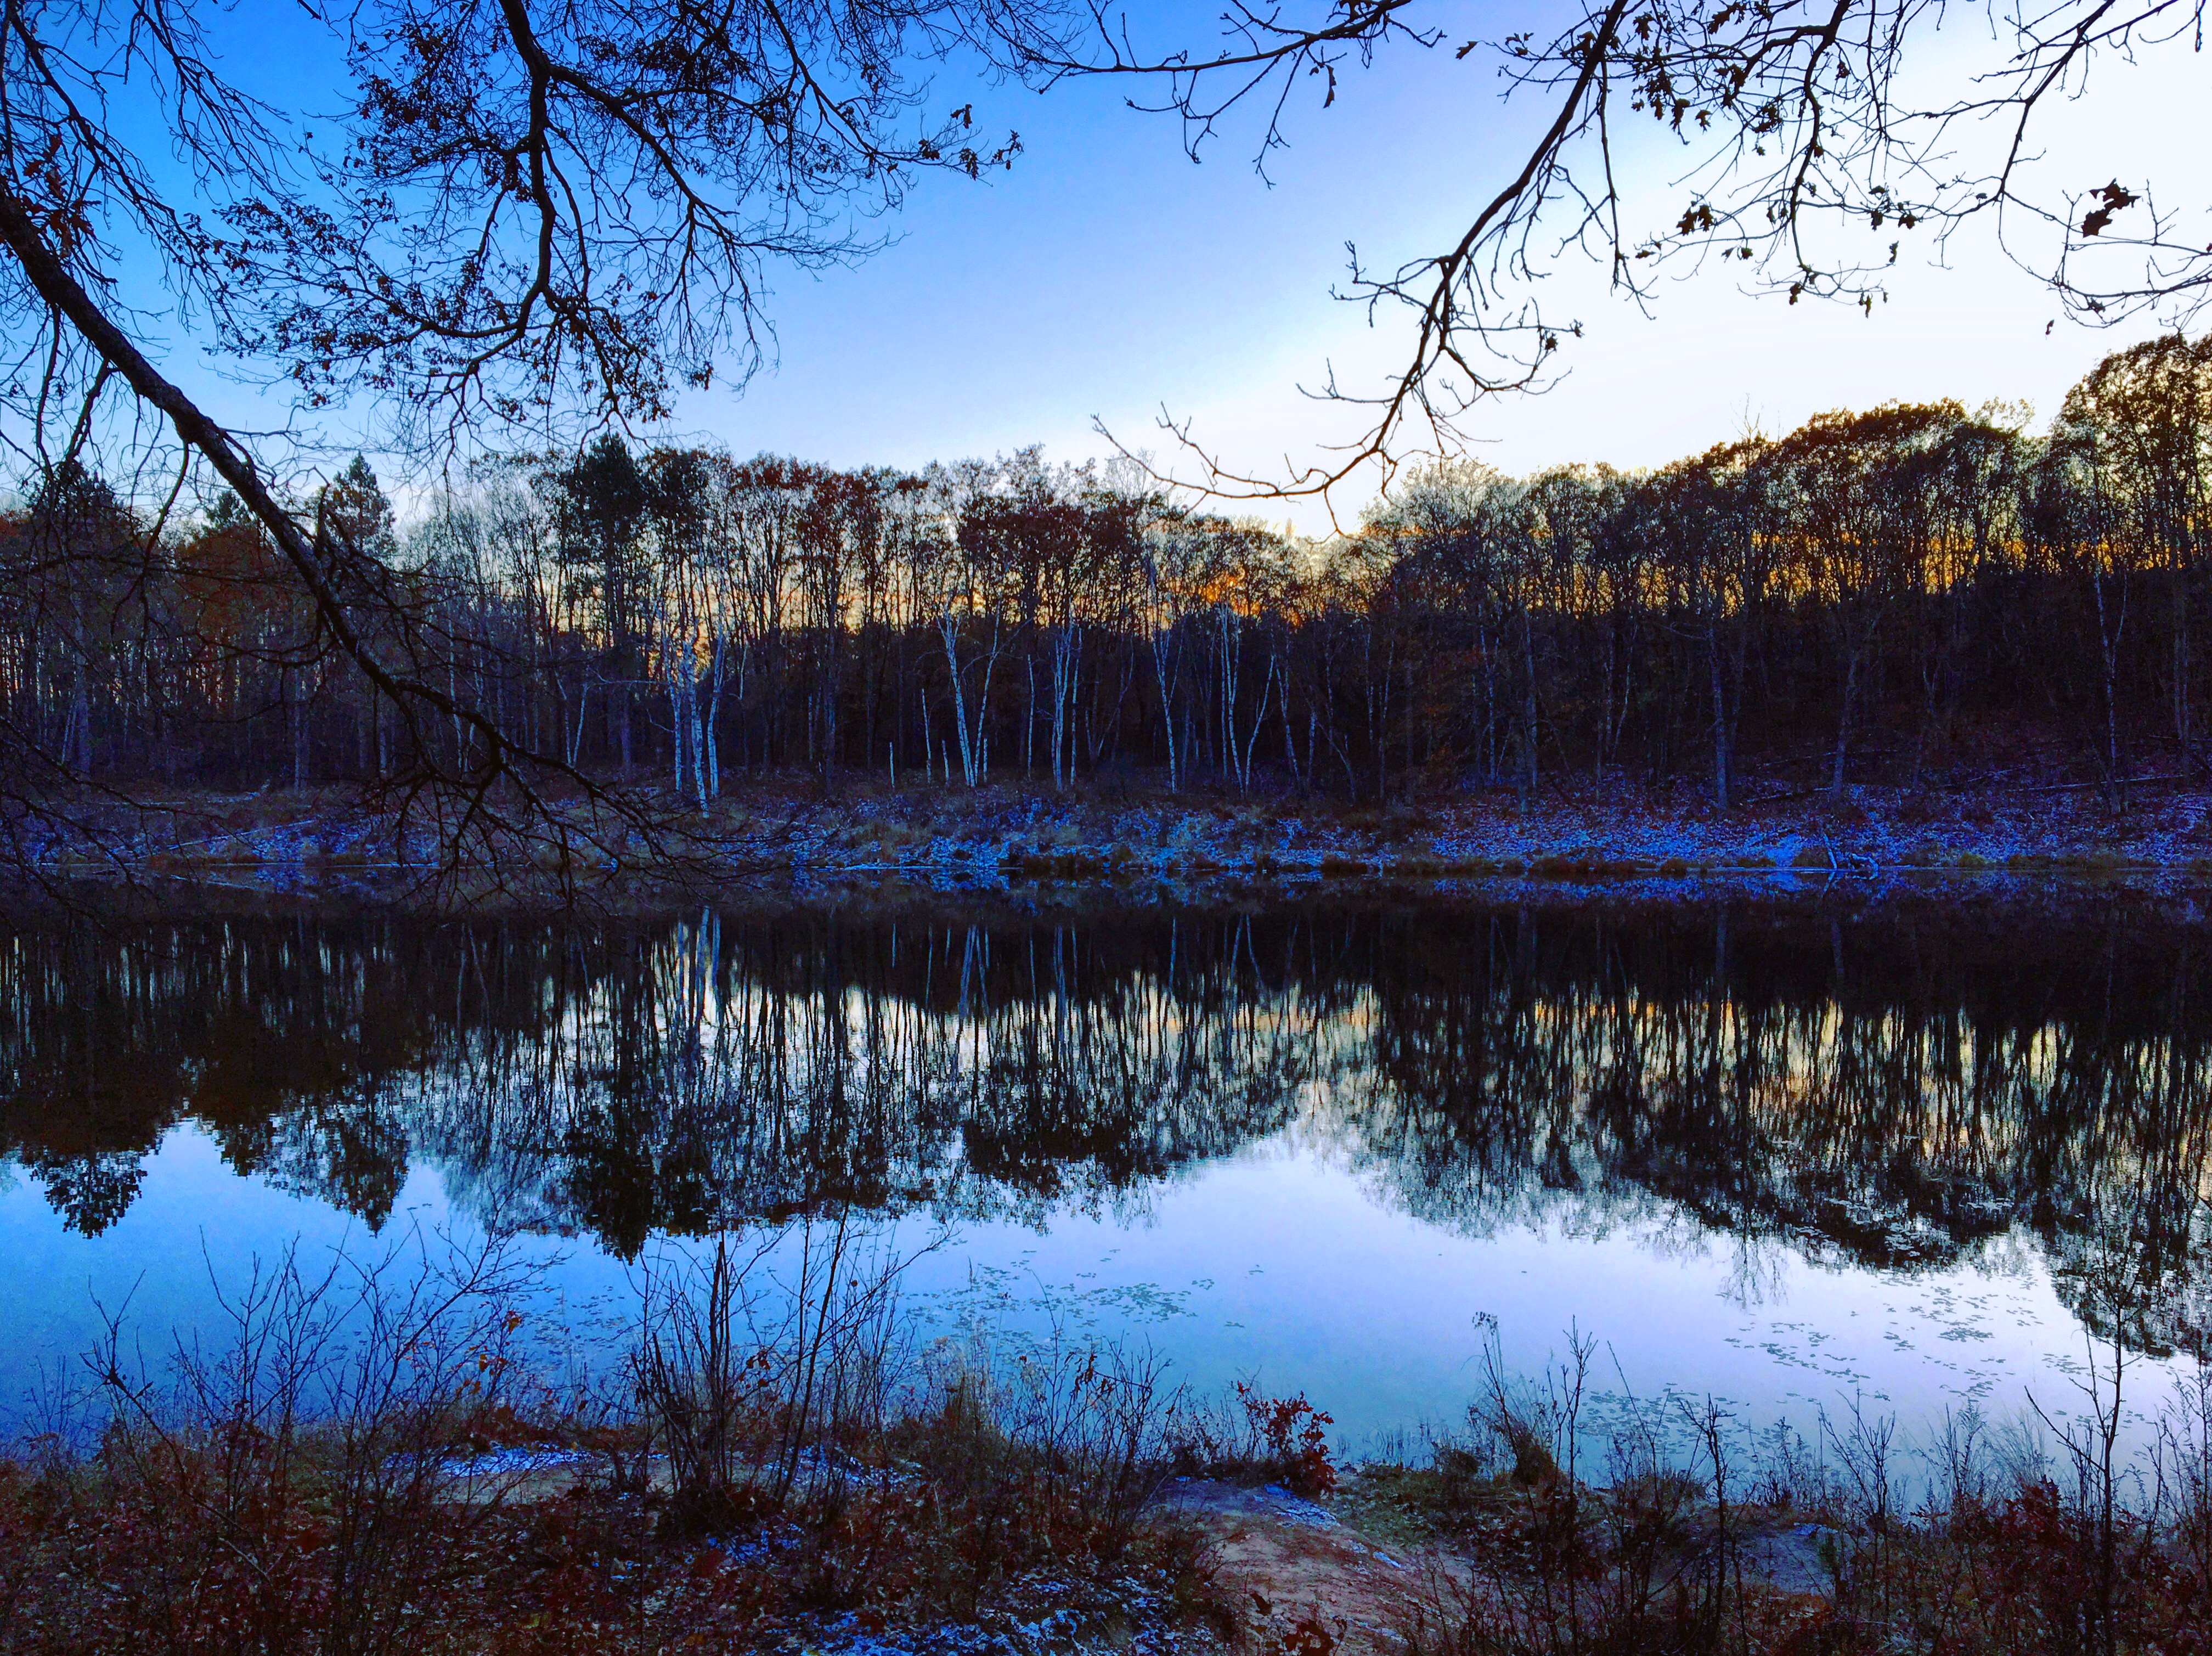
{"left": 40, "top": 775, "right": 2212, "bottom": 894}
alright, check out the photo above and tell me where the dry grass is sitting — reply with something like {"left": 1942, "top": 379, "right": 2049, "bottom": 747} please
{"left": 13, "top": 1230, "right": 2212, "bottom": 1656}
{"left": 1363, "top": 1322, "right": 2212, "bottom": 1656}
{"left": 0, "top": 1224, "right": 1238, "bottom": 1656}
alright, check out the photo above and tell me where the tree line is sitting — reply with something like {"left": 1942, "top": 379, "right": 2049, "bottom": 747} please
{"left": 7, "top": 334, "right": 2209, "bottom": 812}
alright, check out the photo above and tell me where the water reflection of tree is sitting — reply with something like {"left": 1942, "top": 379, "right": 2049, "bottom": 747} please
{"left": 2, "top": 899, "right": 2208, "bottom": 1349}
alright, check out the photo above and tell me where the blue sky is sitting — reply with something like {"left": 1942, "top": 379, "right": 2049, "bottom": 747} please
{"left": 171, "top": 2, "right": 2205, "bottom": 530}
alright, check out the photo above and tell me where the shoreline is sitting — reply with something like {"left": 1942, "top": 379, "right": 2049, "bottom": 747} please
{"left": 29, "top": 775, "right": 2212, "bottom": 898}
{"left": 8, "top": 1353, "right": 2204, "bottom": 1655}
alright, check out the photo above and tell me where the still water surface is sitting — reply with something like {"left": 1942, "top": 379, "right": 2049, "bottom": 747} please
{"left": 4, "top": 889, "right": 2208, "bottom": 1448}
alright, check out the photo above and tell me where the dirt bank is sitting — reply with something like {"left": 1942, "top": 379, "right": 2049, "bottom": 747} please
{"left": 40, "top": 775, "right": 2212, "bottom": 894}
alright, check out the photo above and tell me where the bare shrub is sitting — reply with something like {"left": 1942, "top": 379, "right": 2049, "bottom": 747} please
{"left": 0, "top": 1216, "right": 1234, "bottom": 1653}
{"left": 630, "top": 1214, "right": 914, "bottom": 1531}
{"left": 883, "top": 1324, "right": 1184, "bottom": 1615}
{"left": 1396, "top": 1323, "right": 1748, "bottom": 1656}
{"left": 625, "top": 1213, "right": 1208, "bottom": 1620}
{"left": 33, "top": 1230, "right": 548, "bottom": 1656}
{"left": 2153, "top": 1351, "right": 2212, "bottom": 1604}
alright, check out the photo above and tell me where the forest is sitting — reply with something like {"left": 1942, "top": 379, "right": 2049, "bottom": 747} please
{"left": 9, "top": 333, "right": 2209, "bottom": 815}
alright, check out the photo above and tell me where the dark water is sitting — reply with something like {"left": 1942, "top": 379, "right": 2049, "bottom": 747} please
{"left": 5, "top": 888, "right": 2210, "bottom": 1445}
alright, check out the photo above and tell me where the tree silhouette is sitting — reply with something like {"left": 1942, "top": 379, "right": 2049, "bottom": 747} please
{"left": 0, "top": 0, "right": 1060, "bottom": 883}
{"left": 1042, "top": 1, "right": 2210, "bottom": 505}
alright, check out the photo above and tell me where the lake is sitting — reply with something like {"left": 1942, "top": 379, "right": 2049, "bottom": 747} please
{"left": 4, "top": 883, "right": 2208, "bottom": 1457}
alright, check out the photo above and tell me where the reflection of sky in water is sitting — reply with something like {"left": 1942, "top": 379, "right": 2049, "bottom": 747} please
{"left": 4, "top": 1122, "right": 2179, "bottom": 1457}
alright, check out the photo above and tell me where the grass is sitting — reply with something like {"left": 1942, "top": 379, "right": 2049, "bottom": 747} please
{"left": 0, "top": 1224, "right": 1239, "bottom": 1656}
{"left": 1351, "top": 1318, "right": 2212, "bottom": 1656}
{"left": 10, "top": 1230, "right": 2212, "bottom": 1656}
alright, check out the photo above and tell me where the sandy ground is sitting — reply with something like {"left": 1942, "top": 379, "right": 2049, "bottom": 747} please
{"left": 1161, "top": 1477, "right": 1837, "bottom": 1654}
{"left": 428, "top": 1451, "right": 1840, "bottom": 1652}
{"left": 1165, "top": 1481, "right": 1431, "bottom": 1653}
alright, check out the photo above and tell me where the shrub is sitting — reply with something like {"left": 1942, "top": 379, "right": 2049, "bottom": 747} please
{"left": 0, "top": 1217, "right": 1237, "bottom": 1656}
{"left": 1237, "top": 1384, "right": 1336, "bottom": 1497}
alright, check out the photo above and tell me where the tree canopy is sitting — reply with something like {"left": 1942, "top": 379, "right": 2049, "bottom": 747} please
{"left": 0, "top": 0, "right": 2201, "bottom": 880}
